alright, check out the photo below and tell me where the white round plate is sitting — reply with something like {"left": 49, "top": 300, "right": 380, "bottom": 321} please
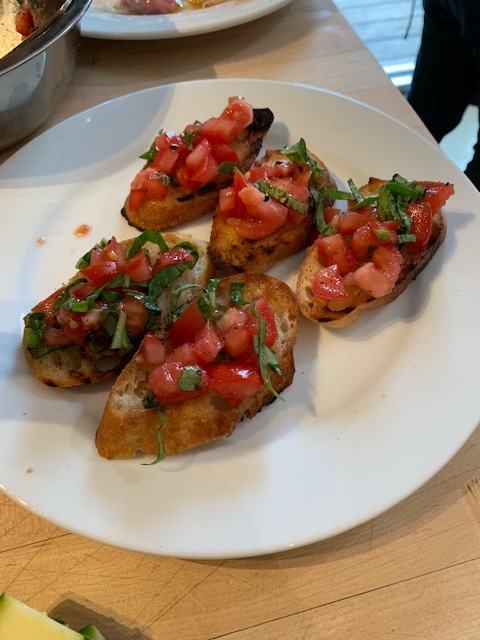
{"left": 81, "top": 0, "right": 293, "bottom": 39}
{"left": 1, "top": 79, "right": 479, "bottom": 559}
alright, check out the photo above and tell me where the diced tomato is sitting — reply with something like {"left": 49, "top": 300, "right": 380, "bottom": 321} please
{"left": 351, "top": 220, "right": 397, "bottom": 262}
{"left": 57, "top": 309, "right": 88, "bottom": 345}
{"left": 218, "top": 187, "right": 236, "bottom": 216}
{"left": 124, "top": 250, "right": 152, "bottom": 282}
{"left": 315, "top": 234, "right": 357, "bottom": 275}
{"left": 406, "top": 200, "right": 433, "bottom": 252}
{"left": 232, "top": 168, "right": 250, "bottom": 216}
{"left": 69, "top": 280, "right": 98, "bottom": 301}
{"left": 148, "top": 362, "right": 209, "bottom": 404}
{"left": 220, "top": 97, "right": 254, "bottom": 135}
{"left": 419, "top": 181, "right": 455, "bottom": 213}
{"left": 334, "top": 206, "right": 377, "bottom": 235}
{"left": 192, "top": 320, "right": 223, "bottom": 363}
{"left": 16, "top": 8, "right": 35, "bottom": 37}
{"left": 139, "top": 334, "right": 166, "bottom": 365}
{"left": 353, "top": 262, "right": 395, "bottom": 298}
{"left": 324, "top": 207, "right": 342, "bottom": 225}
{"left": 372, "top": 244, "right": 403, "bottom": 283}
{"left": 42, "top": 326, "right": 74, "bottom": 346}
{"left": 215, "top": 306, "right": 250, "bottom": 336}
{"left": 211, "top": 143, "right": 240, "bottom": 165}
{"left": 197, "top": 117, "right": 239, "bottom": 145}
{"left": 223, "top": 326, "right": 256, "bottom": 358}
{"left": 129, "top": 168, "right": 169, "bottom": 211}
{"left": 226, "top": 216, "right": 283, "bottom": 240}
{"left": 270, "top": 176, "right": 311, "bottom": 224}
{"left": 122, "top": 296, "right": 148, "bottom": 337}
{"left": 153, "top": 246, "right": 194, "bottom": 272}
{"left": 238, "top": 184, "right": 288, "bottom": 227}
{"left": 312, "top": 264, "right": 348, "bottom": 300}
{"left": 152, "top": 146, "right": 179, "bottom": 174}
{"left": 184, "top": 138, "right": 218, "bottom": 184}
{"left": 205, "top": 361, "right": 263, "bottom": 407}
{"left": 254, "top": 297, "right": 278, "bottom": 347}
{"left": 169, "top": 300, "right": 205, "bottom": 349}
{"left": 165, "top": 342, "right": 201, "bottom": 366}
{"left": 90, "top": 237, "right": 126, "bottom": 267}
{"left": 79, "top": 261, "right": 121, "bottom": 287}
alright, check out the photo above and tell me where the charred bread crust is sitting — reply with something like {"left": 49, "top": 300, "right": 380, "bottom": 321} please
{"left": 22, "top": 233, "right": 214, "bottom": 388}
{"left": 95, "top": 273, "right": 299, "bottom": 459}
{"left": 296, "top": 177, "right": 447, "bottom": 328}
{"left": 121, "top": 107, "right": 274, "bottom": 232}
{"left": 208, "top": 149, "right": 337, "bottom": 275}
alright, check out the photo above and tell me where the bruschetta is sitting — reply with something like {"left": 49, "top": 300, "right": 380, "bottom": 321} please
{"left": 296, "top": 175, "right": 454, "bottom": 327}
{"left": 22, "top": 231, "right": 214, "bottom": 387}
{"left": 208, "top": 139, "right": 337, "bottom": 275}
{"left": 121, "top": 96, "right": 274, "bottom": 232}
{"left": 95, "top": 273, "right": 299, "bottom": 460}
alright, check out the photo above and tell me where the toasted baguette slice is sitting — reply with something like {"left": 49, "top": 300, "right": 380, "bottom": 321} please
{"left": 95, "top": 273, "right": 299, "bottom": 459}
{"left": 297, "top": 177, "right": 451, "bottom": 328}
{"left": 22, "top": 232, "right": 214, "bottom": 387}
{"left": 121, "top": 106, "right": 274, "bottom": 232}
{"left": 208, "top": 148, "right": 337, "bottom": 275}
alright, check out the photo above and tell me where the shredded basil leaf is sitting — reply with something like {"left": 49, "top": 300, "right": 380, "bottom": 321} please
{"left": 139, "top": 140, "right": 158, "bottom": 162}
{"left": 253, "top": 179, "right": 308, "bottom": 214}
{"left": 24, "top": 312, "right": 45, "bottom": 349}
{"left": 110, "top": 310, "right": 131, "bottom": 350}
{"left": 217, "top": 161, "right": 244, "bottom": 175}
{"left": 126, "top": 230, "right": 169, "bottom": 259}
{"left": 178, "top": 365, "right": 203, "bottom": 392}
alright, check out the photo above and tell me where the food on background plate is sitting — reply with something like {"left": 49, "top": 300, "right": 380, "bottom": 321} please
{"left": 107, "top": 0, "right": 234, "bottom": 14}
{"left": 22, "top": 231, "right": 214, "bottom": 387}
{"left": 296, "top": 175, "right": 454, "bottom": 328}
{"left": 0, "top": 592, "right": 106, "bottom": 639}
{"left": 122, "top": 96, "right": 274, "bottom": 232}
{"left": 209, "top": 138, "right": 337, "bottom": 274}
{"left": 95, "top": 273, "right": 299, "bottom": 460}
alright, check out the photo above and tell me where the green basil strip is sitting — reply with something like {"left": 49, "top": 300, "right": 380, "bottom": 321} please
{"left": 126, "top": 229, "right": 169, "bottom": 259}
{"left": 217, "top": 161, "right": 245, "bottom": 175}
{"left": 24, "top": 312, "right": 45, "bottom": 349}
{"left": 142, "top": 407, "right": 166, "bottom": 466}
{"left": 322, "top": 188, "right": 354, "bottom": 201}
{"left": 110, "top": 310, "right": 131, "bottom": 350}
{"left": 253, "top": 180, "right": 308, "bottom": 214}
{"left": 178, "top": 365, "right": 203, "bottom": 392}
{"left": 139, "top": 136, "right": 160, "bottom": 162}
{"left": 229, "top": 281, "right": 247, "bottom": 306}
{"left": 197, "top": 279, "right": 222, "bottom": 322}
{"left": 75, "top": 238, "right": 108, "bottom": 270}
{"left": 252, "top": 315, "right": 283, "bottom": 400}
{"left": 347, "top": 178, "right": 363, "bottom": 202}
{"left": 398, "top": 233, "right": 417, "bottom": 244}
{"left": 147, "top": 264, "right": 192, "bottom": 311}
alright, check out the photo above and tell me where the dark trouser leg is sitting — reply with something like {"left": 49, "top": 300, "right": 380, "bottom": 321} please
{"left": 407, "top": 0, "right": 478, "bottom": 142}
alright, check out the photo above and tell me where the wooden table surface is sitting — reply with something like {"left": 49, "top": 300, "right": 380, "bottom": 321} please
{"left": 2, "top": 1, "right": 480, "bottom": 638}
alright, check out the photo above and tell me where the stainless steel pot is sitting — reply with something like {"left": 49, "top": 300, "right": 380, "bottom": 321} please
{"left": 0, "top": 0, "right": 92, "bottom": 151}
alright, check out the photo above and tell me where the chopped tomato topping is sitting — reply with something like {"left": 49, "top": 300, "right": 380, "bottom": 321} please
{"left": 405, "top": 200, "right": 433, "bottom": 252}
{"left": 139, "top": 334, "right": 166, "bottom": 365}
{"left": 419, "top": 181, "right": 455, "bottom": 213}
{"left": 169, "top": 300, "right": 205, "bottom": 349}
{"left": 205, "top": 362, "right": 263, "bottom": 407}
{"left": 192, "top": 320, "right": 224, "bottom": 363}
{"left": 254, "top": 297, "right": 278, "bottom": 347}
{"left": 122, "top": 296, "right": 148, "bottom": 337}
{"left": 123, "top": 250, "right": 152, "bottom": 282}
{"left": 148, "top": 362, "right": 209, "bottom": 404}
{"left": 312, "top": 264, "right": 348, "bottom": 300}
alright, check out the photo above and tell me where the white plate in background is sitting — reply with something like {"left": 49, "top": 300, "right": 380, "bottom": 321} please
{"left": 81, "top": 0, "right": 293, "bottom": 39}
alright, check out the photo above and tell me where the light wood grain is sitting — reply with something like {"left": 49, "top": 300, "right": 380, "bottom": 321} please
{"left": 1, "top": 1, "right": 478, "bottom": 638}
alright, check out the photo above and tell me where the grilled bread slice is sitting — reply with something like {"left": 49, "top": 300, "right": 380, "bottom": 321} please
{"left": 95, "top": 273, "right": 299, "bottom": 459}
{"left": 297, "top": 176, "right": 453, "bottom": 328}
{"left": 121, "top": 99, "right": 274, "bottom": 232}
{"left": 208, "top": 145, "right": 337, "bottom": 275}
{"left": 22, "top": 232, "right": 214, "bottom": 387}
